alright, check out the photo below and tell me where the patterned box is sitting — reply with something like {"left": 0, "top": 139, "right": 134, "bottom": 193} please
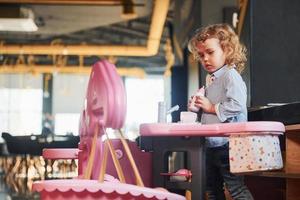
{"left": 229, "top": 134, "right": 283, "bottom": 173}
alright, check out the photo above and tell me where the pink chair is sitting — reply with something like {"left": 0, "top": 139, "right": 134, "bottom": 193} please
{"left": 33, "top": 60, "right": 185, "bottom": 200}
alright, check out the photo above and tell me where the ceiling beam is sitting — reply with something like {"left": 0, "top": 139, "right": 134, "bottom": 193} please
{"left": 0, "top": 64, "right": 146, "bottom": 78}
{"left": 0, "top": 0, "right": 170, "bottom": 57}
{"left": 0, "top": 0, "right": 130, "bottom": 5}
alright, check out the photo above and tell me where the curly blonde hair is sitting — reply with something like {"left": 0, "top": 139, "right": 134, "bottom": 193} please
{"left": 188, "top": 23, "right": 247, "bottom": 73}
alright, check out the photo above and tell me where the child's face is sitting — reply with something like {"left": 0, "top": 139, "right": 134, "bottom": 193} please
{"left": 195, "top": 38, "right": 226, "bottom": 73}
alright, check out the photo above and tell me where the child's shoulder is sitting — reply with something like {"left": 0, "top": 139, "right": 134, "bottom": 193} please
{"left": 225, "top": 67, "right": 240, "bottom": 75}
{"left": 223, "top": 67, "right": 243, "bottom": 81}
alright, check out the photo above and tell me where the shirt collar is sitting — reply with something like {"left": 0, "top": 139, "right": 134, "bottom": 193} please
{"left": 210, "top": 65, "right": 230, "bottom": 78}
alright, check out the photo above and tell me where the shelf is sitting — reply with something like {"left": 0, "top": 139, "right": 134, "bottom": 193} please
{"left": 285, "top": 124, "right": 300, "bottom": 132}
{"left": 246, "top": 171, "right": 300, "bottom": 179}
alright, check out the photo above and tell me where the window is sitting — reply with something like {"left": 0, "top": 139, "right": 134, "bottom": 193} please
{"left": 52, "top": 74, "right": 89, "bottom": 136}
{"left": 0, "top": 88, "right": 43, "bottom": 136}
{"left": 54, "top": 113, "right": 80, "bottom": 135}
{"left": 124, "top": 76, "right": 164, "bottom": 139}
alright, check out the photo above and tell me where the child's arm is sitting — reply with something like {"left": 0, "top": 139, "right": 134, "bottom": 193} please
{"left": 194, "top": 71, "right": 247, "bottom": 122}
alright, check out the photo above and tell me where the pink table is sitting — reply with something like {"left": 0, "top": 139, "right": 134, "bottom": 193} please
{"left": 139, "top": 121, "right": 285, "bottom": 199}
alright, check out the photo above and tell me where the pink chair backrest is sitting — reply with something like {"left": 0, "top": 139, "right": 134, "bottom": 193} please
{"left": 76, "top": 60, "right": 153, "bottom": 187}
{"left": 79, "top": 60, "right": 127, "bottom": 137}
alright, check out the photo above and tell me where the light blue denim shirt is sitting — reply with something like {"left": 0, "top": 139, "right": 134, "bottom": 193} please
{"left": 201, "top": 65, "right": 247, "bottom": 148}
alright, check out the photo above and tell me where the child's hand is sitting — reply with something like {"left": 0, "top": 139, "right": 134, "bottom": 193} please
{"left": 188, "top": 96, "right": 200, "bottom": 112}
{"left": 195, "top": 96, "right": 215, "bottom": 114}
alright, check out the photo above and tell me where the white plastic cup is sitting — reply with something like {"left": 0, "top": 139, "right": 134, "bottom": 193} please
{"left": 180, "top": 111, "right": 197, "bottom": 123}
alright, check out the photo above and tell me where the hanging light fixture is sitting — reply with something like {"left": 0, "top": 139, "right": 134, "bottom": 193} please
{"left": 0, "top": 6, "right": 38, "bottom": 32}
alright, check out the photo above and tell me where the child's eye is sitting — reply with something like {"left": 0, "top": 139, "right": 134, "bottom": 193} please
{"left": 208, "top": 51, "right": 214, "bottom": 54}
{"left": 199, "top": 53, "right": 204, "bottom": 58}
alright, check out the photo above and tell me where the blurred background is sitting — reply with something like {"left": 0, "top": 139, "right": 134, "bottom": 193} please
{"left": 0, "top": 0, "right": 299, "bottom": 199}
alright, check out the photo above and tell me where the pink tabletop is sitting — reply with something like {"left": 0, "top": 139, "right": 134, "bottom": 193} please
{"left": 33, "top": 179, "right": 185, "bottom": 200}
{"left": 140, "top": 121, "right": 285, "bottom": 136}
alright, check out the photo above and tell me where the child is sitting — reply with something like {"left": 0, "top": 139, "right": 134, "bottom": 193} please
{"left": 188, "top": 23, "right": 254, "bottom": 200}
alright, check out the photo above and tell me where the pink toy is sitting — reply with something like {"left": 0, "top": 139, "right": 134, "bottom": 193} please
{"left": 189, "top": 86, "right": 205, "bottom": 112}
{"left": 32, "top": 60, "right": 185, "bottom": 200}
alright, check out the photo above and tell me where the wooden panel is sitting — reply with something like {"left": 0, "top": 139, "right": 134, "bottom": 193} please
{"left": 285, "top": 125, "right": 300, "bottom": 199}
{"left": 285, "top": 132, "right": 300, "bottom": 173}
{"left": 245, "top": 176, "right": 285, "bottom": 200}
{"left": 286, "top": 124, "right": 300, "bottom": 132}
{"left": 287, "top": 179, "right": 300, "bottom": 200}
{"left": 247, "top": 172, "right": 300, "bottom": 179}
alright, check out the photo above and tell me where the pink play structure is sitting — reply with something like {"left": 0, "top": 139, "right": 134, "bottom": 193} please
{"left": 32, "top": 59, "right": 285, "bottom": 200}
{"left": 32, "top": 60, "right": 185, "bottom": 200}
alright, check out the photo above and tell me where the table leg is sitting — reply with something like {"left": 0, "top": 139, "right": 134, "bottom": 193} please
{"left": 149, "top": 136, "right": 206, "bottom": 199}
